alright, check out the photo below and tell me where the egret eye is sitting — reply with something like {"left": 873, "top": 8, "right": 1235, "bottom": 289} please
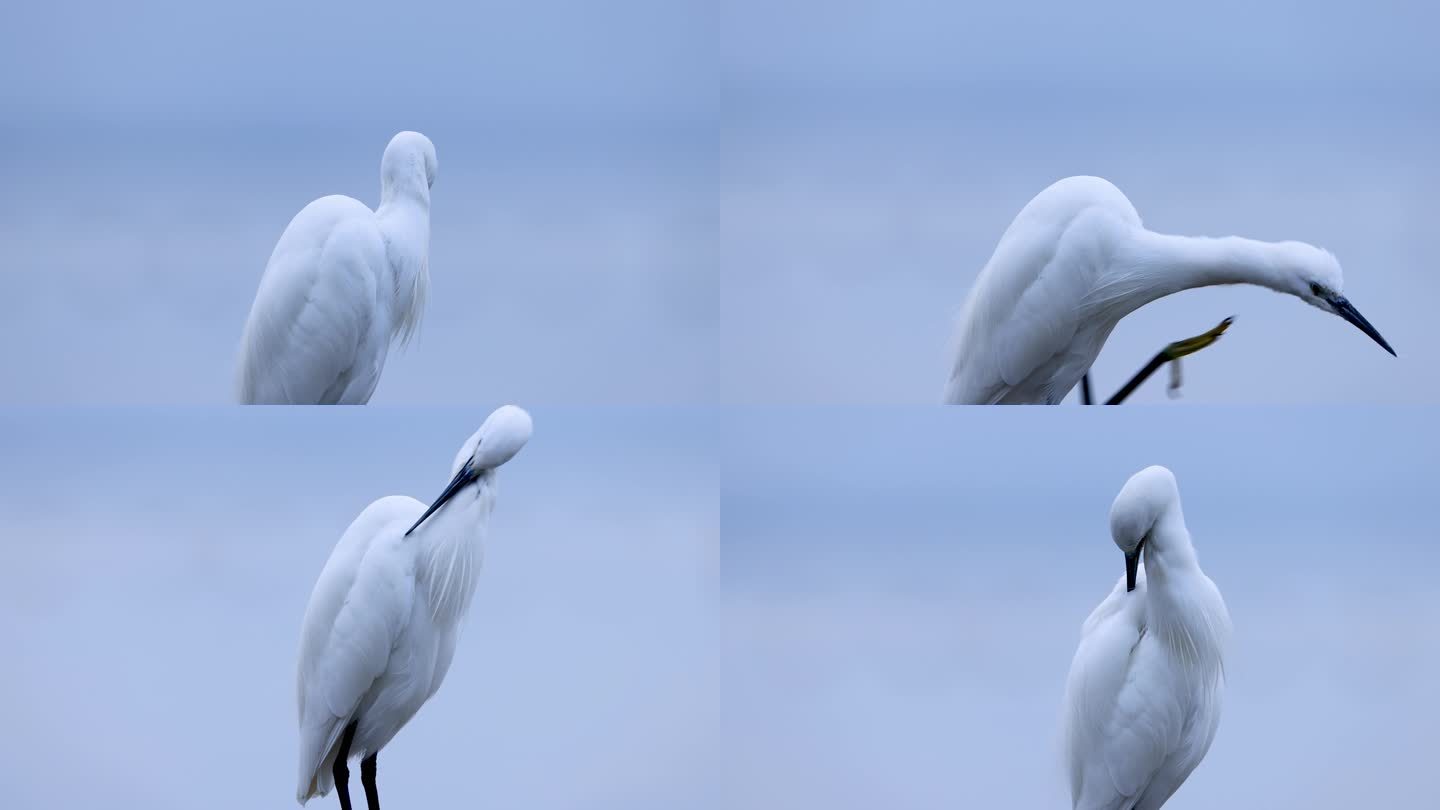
{"left": 1309, "top": 282, "right": 1325, "bottom": 297}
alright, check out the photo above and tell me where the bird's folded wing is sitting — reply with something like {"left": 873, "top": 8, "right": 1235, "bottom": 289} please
{"left": 238, "top": 222, "right": 380, "bottom": 403}
{"left": 296, "top": 500, "right": 423, "bottom": 798}
{"left": 309, "top": 549, "right": 415, "bottom": 723}
{"left": 1101, "top": 678, "right": 1179, "bottom": 801}
{"left": 1066, "top": 590, "right": 1174, "bottom": 807}
{"left": 993, "top": 251, "right": 1086, "bottom": 390}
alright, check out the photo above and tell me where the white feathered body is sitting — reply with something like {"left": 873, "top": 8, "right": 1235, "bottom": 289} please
{"left": 237, "top": 132, "right": 434, "bottom": 405}
{"left": 944, "top": 175, "right": 1356, "bottom": 403}
{"left": 236, "top": 194, "right": 428, "bottom": 404}
{"left": 946, "top": 176, "right": 1143, "bottom": 404}
{"left": 295, "top": 480, "right": 492, "bottom": 803}
{"left": 1063, "top": 563, "right": 1231, "bottom": 810}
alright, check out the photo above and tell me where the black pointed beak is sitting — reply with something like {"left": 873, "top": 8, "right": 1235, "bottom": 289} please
{"left": 1124, "top": 536, "right": 1146, "bottom": 593}
{"left": 1329, "top": 295, "right": 1396, "bottom": 356}
{"left": 405, "top": 463, "right": 479, "bottom": 536}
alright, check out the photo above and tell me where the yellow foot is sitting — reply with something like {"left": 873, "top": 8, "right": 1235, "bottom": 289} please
{"left": 1161, "top": 317, "right": 1234, "bottom": 361}
{"left": 1105, "top": 317, "right": 1235, "bottom": 404}
{"left": 1163, "top": 317, "right": 1233, "bottom": 399}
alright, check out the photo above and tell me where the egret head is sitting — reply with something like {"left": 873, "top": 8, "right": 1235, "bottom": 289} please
{"left": 453, "top": 405, "right": 533, "bottom": 475}
{"left": 381, "top": 131, "right": 438, "bottom": 196}
{"left": 1109, "top": 465, "right": 1179, "bottom": 592}
{"left": 405, "top": 405, "right": 532, "bottom": 536}
{"left": 1275, "top": 242, "right": 1394, "bottom": 356}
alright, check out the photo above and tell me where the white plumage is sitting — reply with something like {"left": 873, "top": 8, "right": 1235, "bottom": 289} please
{"left": 1062, "top": 466, "right": 1232, "bottom": 810}
{"left": 945, "top": 176, "right": 1394, "bottom": 404}
{"left": 237, "top": 131, "right": 436, "bottom": 404}
{"left": 295, "top": 405, "right": 532, "bottom": 806}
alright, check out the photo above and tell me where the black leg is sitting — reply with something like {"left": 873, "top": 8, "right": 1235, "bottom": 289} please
{"left": 1080, "top": 374, "right": 1093, "bottom": 405}
{"left": 361, "top": 753, "right": 380, "bottom": 810}
{"left": 1105, "top": 353, "right": 1168, "bottom": 405}
{"left": 333, "top": 722, "right": 356, "bottom": 810}
{"left": 1105, "top": 317, "right": 1234, "bottom": 405}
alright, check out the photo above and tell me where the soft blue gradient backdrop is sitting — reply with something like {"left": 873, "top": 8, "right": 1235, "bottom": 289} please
{"left": 720, "top": 1, "right": 1439, "bottom": 402}
{"left": 4, "top": 1, "right": 1434, "bottom": 404}
{"left": 722, "top": 408, "right": 1439, "bottom": 807}
{"left": 0, "top": 407, "right": 716, "bottom": 809}
{"left": 0, "top": 0, "right": 711, "bottom": 403}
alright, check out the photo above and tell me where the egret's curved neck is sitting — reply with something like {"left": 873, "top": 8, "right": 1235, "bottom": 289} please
{"left": 379, "top": 162, "right": 432, "bottom": 213}
{"left": 380, "top": 183, "right": 429, "bottom": 213}
{"left": 375, "top": 182, "right": 431, "bottom": 344}
{"left": 1105, "top": 230, "right": 1291, "bottom": 317}
{"left": 1140, "top": 503, "right": 1227, "bottom": 671}
{"left": 376, "top": 181, "right": 431, "bottom": 241}
{"left": 415, "top": 473, "right": 495, "bottom": 625}
{"left": 1140, "top": 505, "right": 1197, "bottom": 585}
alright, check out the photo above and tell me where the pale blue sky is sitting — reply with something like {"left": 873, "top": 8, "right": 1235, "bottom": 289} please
{"left": 721, "top": 407, "right": 1440, "bottom": 808}
{"left": 0, "top": 407, "right": 716, "bottom": 809}
{"left": 0, "top": 0, "right": 704, "bottom": 126}
{"left": 721, "top": 0, "right": 1438, "bottom": 97}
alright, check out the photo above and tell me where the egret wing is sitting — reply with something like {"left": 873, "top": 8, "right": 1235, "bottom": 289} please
{"left": 1064, "top": 579, "right": 1174, "bottom": 809}
{"left": 1098, "top": 655, "right": 1183, "bottom": 802}
{"left": 991, "top": 253, "right": 1085, "bottom": 391}
{"left": 948, "top": 177, "right": 1139, "bottom": 403}
{"left": 296, "top": 496, "right": 422, "bottom": 800}
{"left": 949, "top": 216, "right": 1090, "bottom": 402}
{"left": 237, "top": 198, "right": 386, "bottom": 404}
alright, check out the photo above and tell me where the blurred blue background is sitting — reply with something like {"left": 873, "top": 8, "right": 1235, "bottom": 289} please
{"left": 5, "top": 1, "right": 1435, "bottom": 404}
{"left": 719, "top": 0, "right": 1439, "bottom": 402}
{"left": 0, "top": 407, "right": 716, "bottom": 808}
{"left": 0, "top": 0, "right": 712, "bottom": 403}
{"left": 721, "top": 407, "right": 1439, "bottom": 807}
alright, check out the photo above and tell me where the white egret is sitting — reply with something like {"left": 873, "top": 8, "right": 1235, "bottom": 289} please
{"left": 237, "top": 131, "right": 436, "bottom": 404}
{"left": 1062, "top": 466, "right": 1232, "bottom": 810}
{"left": 295, "top": 405, "right": 532, "bottom": 809}
{"left": 944, "top": 176, "right": 1395, "bottom": 404}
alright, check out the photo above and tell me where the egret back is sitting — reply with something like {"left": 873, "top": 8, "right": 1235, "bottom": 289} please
{"left": 374, "top": 203, "right": 430, "bottom": 350}
{"left": 236, "top": 195, "right": 392, "bottom": 404}
{"left": 296, "top": 495, "right": 424, "bottom": 802}
{"left": 1064, "top": 575, "right": 1161, "bottom": 810}
{"left": 1064, "top": 567, "right": 1229, "bottom": 810}
{"left": 945, "top": 176, "right": 1141, "bottom": 404}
